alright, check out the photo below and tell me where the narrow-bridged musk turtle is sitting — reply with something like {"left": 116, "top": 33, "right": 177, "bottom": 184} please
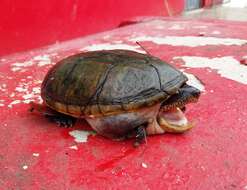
{"left": 32, "top": 49, "right": 201, "bottom": 144}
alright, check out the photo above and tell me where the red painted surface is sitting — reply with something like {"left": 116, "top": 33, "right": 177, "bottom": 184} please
{"left": 0, "top": 0, "right": 184, "bottom": 57}
{"left": 1, "top": 18, "right": 247, "bottom": 189}
{"left": 203, "top": 0, "right": 223, "bottom": 7}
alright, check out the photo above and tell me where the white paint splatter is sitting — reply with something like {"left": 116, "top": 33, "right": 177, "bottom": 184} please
{"left": 11, "top": 54, "right": 53, "bottom": 72}
{"left": 212, "top": 31, "right": 221, "bottom": 35}
{"left": 69, "top": 145, "right": 78, "bottom": 150}
{"left": 0, "top": 104, "right": 4, "bottom": 107}
{"left": 15, "top": 87, "right": 28, "bottom": 93}
{"left": 0, "top": 84, "right": 7, "bottom": 92}
{"left": 32, "top": 87, "right": 41, "bottom": 94}
{"left": 8, "top": 100, "right": 21, "bottom": 108}
{"left": 129, "top": 36, "right": 247, "bottom": 47}
{"left": 103, "top": 35, "right": 111, "bottom": 40}
{"left": 22, "top": 165, "right": 28, "bottom": 170}
{"left": 168, "top": 24, "right": 184, "bottom": 30}
{"left": 183, "top": 72, "right": 205, "bottom": 91}
{"left": 33, "top": 55, "right": 52, "bottom": 66}
{"left": 12, "top": 61, "right": 34, "bottom": 68}
{"left": 193, "top": 25, "right": 208, "bottom": 29}
{"left": 142, "top": 163, "right": 148, "bottom": 168}
{"left": 69, "top": 130, "right": 92, "bottom": 143}
{"left": 80, "top": 43, "right": 146, "bottom": 54}
{"left": 175, "top": 56, "right": 247, "bottom": 84}
{"left": 32, "top": 153, "right": 40, "bottom": 157}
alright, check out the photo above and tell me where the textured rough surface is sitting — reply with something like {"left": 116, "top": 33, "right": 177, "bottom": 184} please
{"left": 0, "top": 18, "right": 247, "bottom": 189}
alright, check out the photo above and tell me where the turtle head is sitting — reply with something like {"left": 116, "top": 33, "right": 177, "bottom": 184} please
{"left": 146, "top": 84, "right": 201, "bottom": 134}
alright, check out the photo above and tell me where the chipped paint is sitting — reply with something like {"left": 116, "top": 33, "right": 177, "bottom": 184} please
{"left": 212, "top": 31, "right": 221, "bottom": 35}
{"left": 33, "top": 55, "right": 52, "bottom": 66}
{"left": 129, "top": 36, "right": 247, "bottom": 47}
{"left": 22, "top": 165, "right": 28, "bottom": 170}
{"left": 193, "top": 25, "right": 208, "bottom": 29}
{"left": 0, "top": 84, "right": 7, "bottom": 92}
{"left": 15, "top": 87, "right": 28, "bottom": 93}
{"left": 183, "top": 72, "right": 205, "bottom": 91}
{"left": 176, "top": 56, "right": 247, "bottom": 85}
{"left": 11, "top": 54, "right": 53, "bottom": 72}
{"left": 32, "top": 153, "right": 40, "bottom": 157}
{"left": 168, "top": 24, "right": 184, "bottom": 30}
{"left": 80, "top": 43, "right": 146, "bottom": 53}
{"left": 141, "top": 163, "right": 148, "bottom": 168}
{"left": 69, "top": 130, "right": 92, "bottom": 143}
{"left": 8, "top": 100, "right": 21, "bottom": 108}
{"left": 69, "top": 145, "right": 78, "bottom": 150}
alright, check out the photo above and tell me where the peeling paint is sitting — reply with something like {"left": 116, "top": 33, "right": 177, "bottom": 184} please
{"left": 168, "top": 24, "right": 184, "bottom": 30}
{"left": 69, "top": 130, "right": 93, "bottom": 143}
{"left": 11, "top": 54, "right": 53, "bottom": 72}
{"left": 33, "top": 55, "right": 52, "bottom": 66}
{"left": 175, "top": 56, "right": 247, "bottom": 85}
{"left": 32, "top": 153, "right": 40, "bottom": 157}
{"left": 69, "top": 145, "right": 78, "bottom": 150}
{"left": 8, "top": 100, "right": 21, "bottom": 108}
{"left": 141, "top": 163, "right": 148, "bottom": 168}
{"left": 22, "top": 165, "right": 28, "bottom": 170}
{"left": 183, "top": 72, "right": 205, "bottom": 91}
{"left": 193, "top": 25, "right": 208, "bottom": 29}
{"left": 129, "top": 36, "right": 247, "bottom": 47}
{"left": 212, "top": 31, "right": 221, "bottom": 35}
{"left": 15, "top": 87, "right": 28, "bottom": 93}
{"left": 80, "top": 43, "right": 146, "bottom": 54}
{"left": 0, "top": 84, "right": 7, "bottom": 92}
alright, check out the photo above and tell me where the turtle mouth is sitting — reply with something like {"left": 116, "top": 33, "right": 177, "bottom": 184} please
{"left": 158, "top": 84, "right": 200, "bottom": 133}
{"left": 146, "top": 84, "right": 200, "bottom": 134}
{"left": 157, "top": 106, "right": 192, "bottom": 133}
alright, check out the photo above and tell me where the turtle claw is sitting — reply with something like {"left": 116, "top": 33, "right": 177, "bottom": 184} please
{"left": 133, "top": 125, "right": 147, "bottom": 147}
{"left": 44, "top": 113, "right": 76, "bottom": 128}
{"left": 29, "top": 102, "right": 76, "bottom": 128}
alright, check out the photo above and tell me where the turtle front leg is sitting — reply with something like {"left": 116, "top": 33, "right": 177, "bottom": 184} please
{"left": 133, "top": 125, "right": 147, "bottom": 147}
{"left": 29, "top": 102, "right": 77, "bottom": 128}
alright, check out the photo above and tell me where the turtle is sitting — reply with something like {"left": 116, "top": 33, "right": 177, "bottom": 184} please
{"left": 31, "top": 49, "right": 200, "bottom": 145}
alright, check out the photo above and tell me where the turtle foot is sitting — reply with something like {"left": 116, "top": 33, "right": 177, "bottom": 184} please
{"left": 45, "top": 113, "right": 76, "bottom": 128}
{"left": 29, "top": 102, "right": 76, "bottom": 127}
{"left": 133, "top": 125, "right": 147, "bottom": 147}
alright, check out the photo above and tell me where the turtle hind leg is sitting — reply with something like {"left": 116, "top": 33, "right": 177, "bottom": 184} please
{"left": 29, "top": 102, "right": 77, "bottom": 128}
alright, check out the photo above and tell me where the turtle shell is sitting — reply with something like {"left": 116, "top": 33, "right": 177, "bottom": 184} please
{"left": 41, "top": 50, "right": 188, "bottom": 118}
